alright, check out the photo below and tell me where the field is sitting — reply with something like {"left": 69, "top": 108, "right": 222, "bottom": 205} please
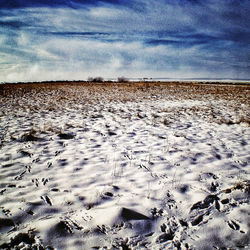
{"left": 0, "top": 81, "right": 249, "bottom": 249}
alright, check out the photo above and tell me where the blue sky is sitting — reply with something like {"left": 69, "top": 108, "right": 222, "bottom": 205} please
{"left": 0, "top": 0, "right": 249, "bottom": 82}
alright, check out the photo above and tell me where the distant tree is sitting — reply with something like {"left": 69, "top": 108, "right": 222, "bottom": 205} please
{"left": 88, "top": 77, "right": 104, "bottom": 82}
{"left": 117, "top": 76, "right": 129, "bottom": 82}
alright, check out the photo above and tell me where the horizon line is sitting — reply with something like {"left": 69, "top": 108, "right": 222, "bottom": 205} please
{"left": 1, "top": 77, "right": 250, "bottom": 85}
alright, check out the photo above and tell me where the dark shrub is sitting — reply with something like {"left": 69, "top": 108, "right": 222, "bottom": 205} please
{"left": 88, "top": 77, "right": 104, "bottom": 82}
{"left": 117, "top": 77, "right": 129, "bottom": 82}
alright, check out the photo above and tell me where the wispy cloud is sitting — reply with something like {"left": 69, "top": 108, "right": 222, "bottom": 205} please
{"left": 0, "top": 0, "right": 249, "bottom": 82}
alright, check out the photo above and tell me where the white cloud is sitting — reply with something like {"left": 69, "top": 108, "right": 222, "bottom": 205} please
{"left": 89, "top": 6, "right": 122, "bottom": 18}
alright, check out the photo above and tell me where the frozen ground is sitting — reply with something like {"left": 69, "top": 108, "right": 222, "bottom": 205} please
{"left": 0, "top": 82, "right": 249, "bottom": 249}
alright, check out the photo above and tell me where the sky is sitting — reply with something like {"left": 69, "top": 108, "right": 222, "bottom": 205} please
{"left": 0, "top": 0, "right": 250, "bottom": 82}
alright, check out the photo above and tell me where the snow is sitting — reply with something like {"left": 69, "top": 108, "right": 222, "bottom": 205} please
{"left": 0, "top": 82, "right": 249, "bottom": 249}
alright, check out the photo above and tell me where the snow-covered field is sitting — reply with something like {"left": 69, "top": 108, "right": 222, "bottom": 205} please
{"left": 0, "top": 82, "right": 249, "bottom": 249}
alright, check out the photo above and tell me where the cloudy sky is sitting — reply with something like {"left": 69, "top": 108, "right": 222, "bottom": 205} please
{"left": 0, "top": 0, "right": 249, "bottom": 82}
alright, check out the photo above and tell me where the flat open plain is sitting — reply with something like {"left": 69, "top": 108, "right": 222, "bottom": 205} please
{"left": 0, "top": 81, "right": 249, "bottom": 249}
